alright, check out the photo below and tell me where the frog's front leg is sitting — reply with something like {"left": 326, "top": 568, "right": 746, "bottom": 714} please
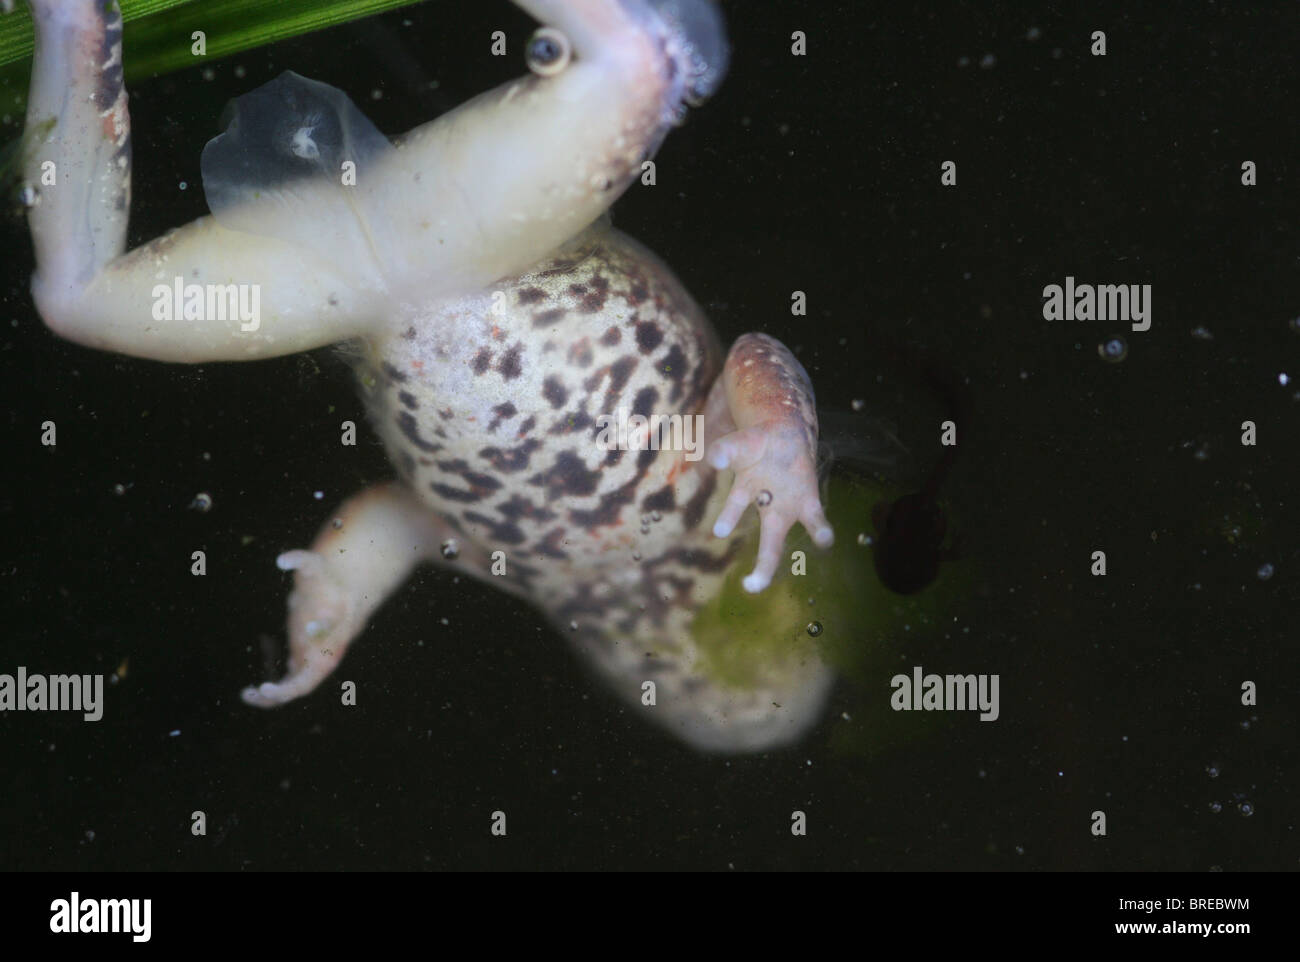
{"left": 704, "top": 334, "right": 834, "bottom": 593}
{"left": 241, "top": 482, "right": 504, "bottom": 707}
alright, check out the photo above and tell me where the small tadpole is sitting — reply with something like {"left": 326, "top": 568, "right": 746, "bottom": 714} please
{"left": 869, "top": 347, "right": 967, "bottom": 595}
{"left": 871, "top": 468, "right": 954, "bottom": 595}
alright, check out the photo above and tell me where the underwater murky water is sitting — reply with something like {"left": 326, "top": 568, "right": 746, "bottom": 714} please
{"left": 0, "top": 1, "right": 1295, "bottom": 870}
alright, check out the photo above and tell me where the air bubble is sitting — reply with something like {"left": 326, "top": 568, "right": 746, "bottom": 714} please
{"left": 806, "top": 621, "right": 822, "bottom": 637}
{"left": 1208, "top": 800, "right": 1222, "bottom": 813}
{"left": 189, "top": 492, "right": 213, "bottom": 512}
{"left": 1205, "top": 763, "right": 1220, "bottom": 779}
{"left": 1098, "top": 336, "right": 1128, "bottom": 363}
{"left": 756, "top": 490, "right": 773, "bottom": 507}
{"left": 651, "top": 511, "right": 662, "bottom": 522}
{"left": 440, "top": 539, "right": 459, "bottom": 560}
{"left": 851, "top": 399, "right": 865, "bottom": 412}
{"left": 856, "top": 532, "right": 872, "bottom": 546}
{"left": 1237, "top": 801, "right": 1254, "bottom": 817}
{"left": 1257, "top": 563, "right": 1274, "bottom": 580}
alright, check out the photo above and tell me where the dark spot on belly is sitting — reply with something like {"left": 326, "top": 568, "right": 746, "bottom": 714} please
{"left": 480, "top": 438, "right": 542, "bottom": 472}
{"left": 530, "top": 450, "right": 601, "bottom": 499}
{"left": 642, "top": 485, "right": 675, "bottom": 512}
{"left": 542, "top": 376, "right": 569, "bottom": 409}
{"left": 603, "top": 448, "right": 624, "bottom": 467}
{"left": 496, "top": 493, "right": 557, "bottom": 524}
{"left": 681, "top": 470, "right": 717, "bottom": 530}
{"left": 488, "top": 401, "right": 517, "bottom": 432}
{"left": 396, "top": 410, "right": 441, "bottom": 453}
{"left": 534, "top": 527, "right": 570, "bottom": 560}
{"left": 517, "top": 415, "right": 537, "bottom": 436}
{"left": 382, "top": 362, "right": 408, "bottom": 384}
{"left": 462, "top": 510, "right": 526, "bottom": 545}
{"left": 628, "top": 280, "right": 650, "bottom": 305}
{"left": 567, "top": 338, "right": 593, "bottom": 367}
{"left": 635, "top": 321, "right": 664, "bottom": 354}
{"left": 657, "top": 344, "right": 688, "bottom": 403}
{"left": 398, "top": 391, "right": 419, "bottom": 410}
{"left": 570, "top": 480, "right": 636, "bottom": 529}
{"left": 632, "top": 386, "right": 659, "bottom": 419}
{"left": 568, "top": 283, "right": 588, "bottom": 296}
{"left": 497, "top": 343, "right": 523, "bottom": 379}
{"left": 472, "top": 348, "right": 492, "bottom": 375}
{"left": 438, "top": 408, "right": 455, "bottom": 421}
{"left": 549, "top": 409, "right": 593, "bottom": 436}
{"left": 666, "top": 543, "right": 743, "bottom": 572}
{"left": 402, "top": 326, "right": 417, "bottom": 340}
{"left": 517, "top": 287, "right": 546, "bottom": 305}
{"left": 436, "top": 458, "right": 502, "bottom": 498}
{"left": 532, "top": 308, "right": 566, "bottom": 329}
{"left": 430, "top": 483, "right": 481, "bottom": 503}
{"left": 580, "top": 275, "right": 610, "bottom": 313}
{"left": 589, "top": 355, "right": 638, "bottom": 409}
{"left": 601, "top": 326, "right": 621, "bottom": 347}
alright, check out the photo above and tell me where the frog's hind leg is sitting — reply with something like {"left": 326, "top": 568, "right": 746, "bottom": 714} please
{"left": 242, "top": 482, "right": 507, "bottom": 707}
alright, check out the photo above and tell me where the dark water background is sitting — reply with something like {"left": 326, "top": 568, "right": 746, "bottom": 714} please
{"left": 1, "top": 0, "right": 1296, "bottom": 870}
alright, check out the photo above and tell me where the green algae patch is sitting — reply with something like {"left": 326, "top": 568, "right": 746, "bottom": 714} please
{"left": 690, "top": 469, "right": 973, "bottom": 754}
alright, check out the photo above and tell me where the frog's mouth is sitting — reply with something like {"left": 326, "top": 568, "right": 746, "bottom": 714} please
{"left": 641, "top": 0, "right": 730, "bottom": 107}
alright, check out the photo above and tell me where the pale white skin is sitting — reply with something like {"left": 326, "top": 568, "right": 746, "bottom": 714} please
{"left": 23, "top": 0, "right": 835, "bottom": 751}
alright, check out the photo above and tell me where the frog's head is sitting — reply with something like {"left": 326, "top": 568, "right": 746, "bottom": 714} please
{"left": 517, "top": 0, "right": 729, "bottom": 127}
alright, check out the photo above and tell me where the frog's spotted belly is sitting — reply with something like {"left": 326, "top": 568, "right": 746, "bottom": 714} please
{"left": 356, "top": 226, "right": 734, "bottom": 601}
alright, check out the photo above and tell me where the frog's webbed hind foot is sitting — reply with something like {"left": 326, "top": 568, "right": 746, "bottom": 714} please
{"left": 241, "top": 550, "right": 356, "bottom": 707}
{"left": 242, "top": 483, "right": 449, "bottom": 708}
{"left": 201, "top": 70, "right": 398, "bottom": 286}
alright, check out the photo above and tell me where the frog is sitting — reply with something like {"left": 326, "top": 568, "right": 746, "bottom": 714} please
{"left": 21, "top": 0, "right": 839, "bottom": 752}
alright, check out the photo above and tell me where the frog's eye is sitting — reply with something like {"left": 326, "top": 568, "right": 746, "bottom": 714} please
{"left": 526, "top": 28, "right": 571, "bottom": 77}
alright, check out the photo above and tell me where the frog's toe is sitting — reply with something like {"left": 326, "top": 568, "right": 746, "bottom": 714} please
{"left": 240, "top": 680, "right": 301, "bottom": 708}
{"left": 709, "top": 420, "right": 834, "bottom": 592}
{"left": 742, "top": 494, "right": 831, "bottom": 593}
{"left": 242, "top": 548, "right": 355, "bottom": 708}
